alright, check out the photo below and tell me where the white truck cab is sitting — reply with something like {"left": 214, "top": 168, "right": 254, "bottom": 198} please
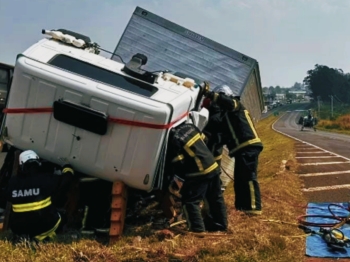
{"left": 1, "top": 29, "right": 208, "bottom": 192}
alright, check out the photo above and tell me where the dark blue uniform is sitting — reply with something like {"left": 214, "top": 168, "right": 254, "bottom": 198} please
{"left": 7, "top": 165, "right": 74, "bottom": 241}
{"left": 169, "top": 123, "right": 227, "bottom": 232}
{"left": 205, "top": 92, "right": 263, "bottom": 215}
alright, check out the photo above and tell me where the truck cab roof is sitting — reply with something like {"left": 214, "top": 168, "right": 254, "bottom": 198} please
{"left": 21, "top": 35, "right": 200, "bottom": 105}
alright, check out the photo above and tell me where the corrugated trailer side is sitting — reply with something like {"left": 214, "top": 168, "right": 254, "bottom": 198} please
{"left": 111, "top": 6, "right": 264, "bottom": 121}
{"left": 240, "top": 63, "right": 264, "bottom": 122}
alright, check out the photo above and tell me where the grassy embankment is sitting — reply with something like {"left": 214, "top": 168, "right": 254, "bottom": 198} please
{"left": 0, "top": 114, "right": 309, "bottom": 262}
{"left": 307, "top": 102, "right": 350, "bottom": 135}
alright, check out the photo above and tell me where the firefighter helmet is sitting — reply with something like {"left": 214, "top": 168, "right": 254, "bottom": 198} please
{"left": 19, "top": 150, "right": 40, "bottom": 165}
{"left": 213, "top": 84, "right": 234, "bottom": 96}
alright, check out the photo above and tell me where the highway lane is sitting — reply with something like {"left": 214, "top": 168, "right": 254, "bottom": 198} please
{"left": 272, "top": 107, "right": 350, "bottom": 202}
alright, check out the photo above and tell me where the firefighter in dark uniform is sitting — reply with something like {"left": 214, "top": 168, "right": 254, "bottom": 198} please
{"left": 202, "top": 85, "right": 233, "bottom": 192}
{"left": 307, "top": 109, "right": 313, "bottom": 121}
{"left": 6, "top": 150, "right": 74, "bottom": 241}
{"left": 203, "top": 84, "right": 263, "bottom": 215}
{"left": 168, "top": 122, "right": 227, "bottom": 232}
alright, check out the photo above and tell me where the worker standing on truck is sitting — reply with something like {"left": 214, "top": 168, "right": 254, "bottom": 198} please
{"left": 6, "top": 150, "right": 74, "bottom": 242}
{"left": 168, "top": 122, "right": 227, "bottom": 232}
{"left": 203, "top": 84, "right": 263, "bottom": 215}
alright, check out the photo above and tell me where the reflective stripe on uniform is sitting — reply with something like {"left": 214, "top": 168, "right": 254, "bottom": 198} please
{"left": 12, "top": 197, "right": 52, "bottom": 213}
{"left": 228, "top": 138, "right": 261, "bottom": 155}
{"left": 62, "top": 167, "right": 74, "bottom": 175}
{"left": 172, "top": 154, "right": 185, "bottom": 163}
{"left": 244, "top": 110, "right": 259, "bottom": 138}
{"left": 183, "top": 133, "right": 201, "bottom": 157}
{"left": 249, "top": 181, "right": 256, "bottom": 210}
{"left": 194, "top": 157, "right": 204, "bottom": 171}
{"left": 187, "top": 162, "right": 218, "bottom": 177}
{"left": 34, "top": 215, "right": 61, "bottom": 241}
{"left": 225, "top": 110, "right": 261, "bottom": 155}
{"left": 232, "top": 99, "right": 238, "bottom": 110}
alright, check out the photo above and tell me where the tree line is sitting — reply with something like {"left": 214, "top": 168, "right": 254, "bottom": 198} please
{"left": 303, "top": 64, "right": 350, "bottom": 104}
{"left": 263, "top": 64, "right": 350, "bottom": 104}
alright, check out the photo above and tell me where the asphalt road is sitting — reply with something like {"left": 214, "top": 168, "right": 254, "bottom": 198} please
{"left": 272, "top": 106, "right": 350, "bottom": 203}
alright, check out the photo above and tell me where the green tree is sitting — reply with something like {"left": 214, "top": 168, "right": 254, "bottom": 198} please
{"left": 303, "top": 64, "right": 350, "bottom": 103}
{"left": 268, "top": 86, "right": 276, "bottom": 100}
{"left": 286, "top": 92, "right": 296, "bottom": 100}
{"left": 275, "top": 85, "right": 281, "bottom": 94}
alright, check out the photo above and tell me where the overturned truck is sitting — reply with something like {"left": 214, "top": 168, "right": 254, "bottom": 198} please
{"left": 0, "top": 6, "right": 264, "bottom": 241}
{"left": 111, "top": 6, "right": 264, "bottom": 190}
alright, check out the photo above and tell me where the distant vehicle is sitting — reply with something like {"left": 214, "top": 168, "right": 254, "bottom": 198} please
{"left": 298, "top": 115, "right": 318, "bottom": 131}
{"left": 286, "top": 99, "right": 292, "bottom": 104}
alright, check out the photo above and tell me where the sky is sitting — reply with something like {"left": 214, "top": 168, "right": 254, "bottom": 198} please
{"left": 1, "top": 0, "right": 350, "bottom": 87}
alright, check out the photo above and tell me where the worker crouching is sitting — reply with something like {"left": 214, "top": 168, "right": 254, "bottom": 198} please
{"left": 168, "top": 123, "right": 228, "bottom": 232}
{"left": 6, "top": 150, "right": 74, "bottom": 242}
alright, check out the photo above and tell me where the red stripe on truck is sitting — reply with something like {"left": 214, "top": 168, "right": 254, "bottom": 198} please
{"left": 3, "top": 108, "right": 188, "bottom": 130}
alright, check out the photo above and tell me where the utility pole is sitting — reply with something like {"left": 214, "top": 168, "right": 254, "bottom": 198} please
{"left": 329, "top": 95, "right": 333, "bottom": 118}
{"left": 317, "top": 96, "right": 320, "bottom": 118}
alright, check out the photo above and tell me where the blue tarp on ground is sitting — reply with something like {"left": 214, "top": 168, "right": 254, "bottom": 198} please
{"left": 306, "top": 202, "right": 350, "bottom": 258}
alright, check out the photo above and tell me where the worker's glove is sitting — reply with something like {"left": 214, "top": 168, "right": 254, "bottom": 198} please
{"left": 168, "top": 175, "right": 184, "bottom": 198}
{"left": 200, "top": 81, "right": 211, "bottom": 96}
{"left": 205, "top": 91, "right": 220, "bottom": 103}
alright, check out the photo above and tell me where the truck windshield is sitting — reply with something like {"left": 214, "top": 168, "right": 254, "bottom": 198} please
{"left": 48, "top": 55, "right": 158, "bottom": 97}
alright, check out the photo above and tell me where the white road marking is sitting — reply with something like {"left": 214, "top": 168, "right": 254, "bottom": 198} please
{"left": 296, "top": 156, "right": 342, "bottom": 159}
{"left": 271, "top": 112, "right": 350, "bottom": 195}
{"left": 296, "top": 151, "right": 331, "bottom": 154}
{"left": 272, "top": 117, "right": 350, "bottom": 162}
{"left": 302, "top": 184, "right": 350, "bottom": 192}
{"left": 300, "top": 161, "right": 350, "bottom": 166}
{"left": 300, "top": 170, "right": 350, "bottom": 177}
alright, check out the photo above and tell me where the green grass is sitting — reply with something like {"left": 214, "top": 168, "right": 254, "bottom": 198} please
{"left": 0, "top": 115, "right": 308, "bottom": 262}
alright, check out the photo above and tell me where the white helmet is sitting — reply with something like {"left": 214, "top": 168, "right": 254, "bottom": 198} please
{"left": 19, "top": 150, "right": 40, "bottom": 165}
{"left": 213, "top": 84, "right": 234, "bottom": 96}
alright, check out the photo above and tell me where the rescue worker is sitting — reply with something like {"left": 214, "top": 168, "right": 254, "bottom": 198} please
{"left": 307, "top": 109, "right": 313, "bottom": 121}
{"left": 168, "top": 122, "right": 228, "bottom": 232}
{"left": 202, "top": 85, "right": 235, "bottom": 192}
{"left": 6, "top": 150, "right": 74, "bottom": 242}
{"left": 203, "top": 84, "right": 263, "bottom": 215}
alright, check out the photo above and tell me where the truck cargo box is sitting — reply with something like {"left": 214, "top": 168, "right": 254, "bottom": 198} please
{"left": 111, "top": 7, "right": 265, "bottom": 178}
{"left": 112, "top": 6, "right": 264, "bottom": 121}
{"left": 2, "top": 31, "right": 204, "bottom": 191}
